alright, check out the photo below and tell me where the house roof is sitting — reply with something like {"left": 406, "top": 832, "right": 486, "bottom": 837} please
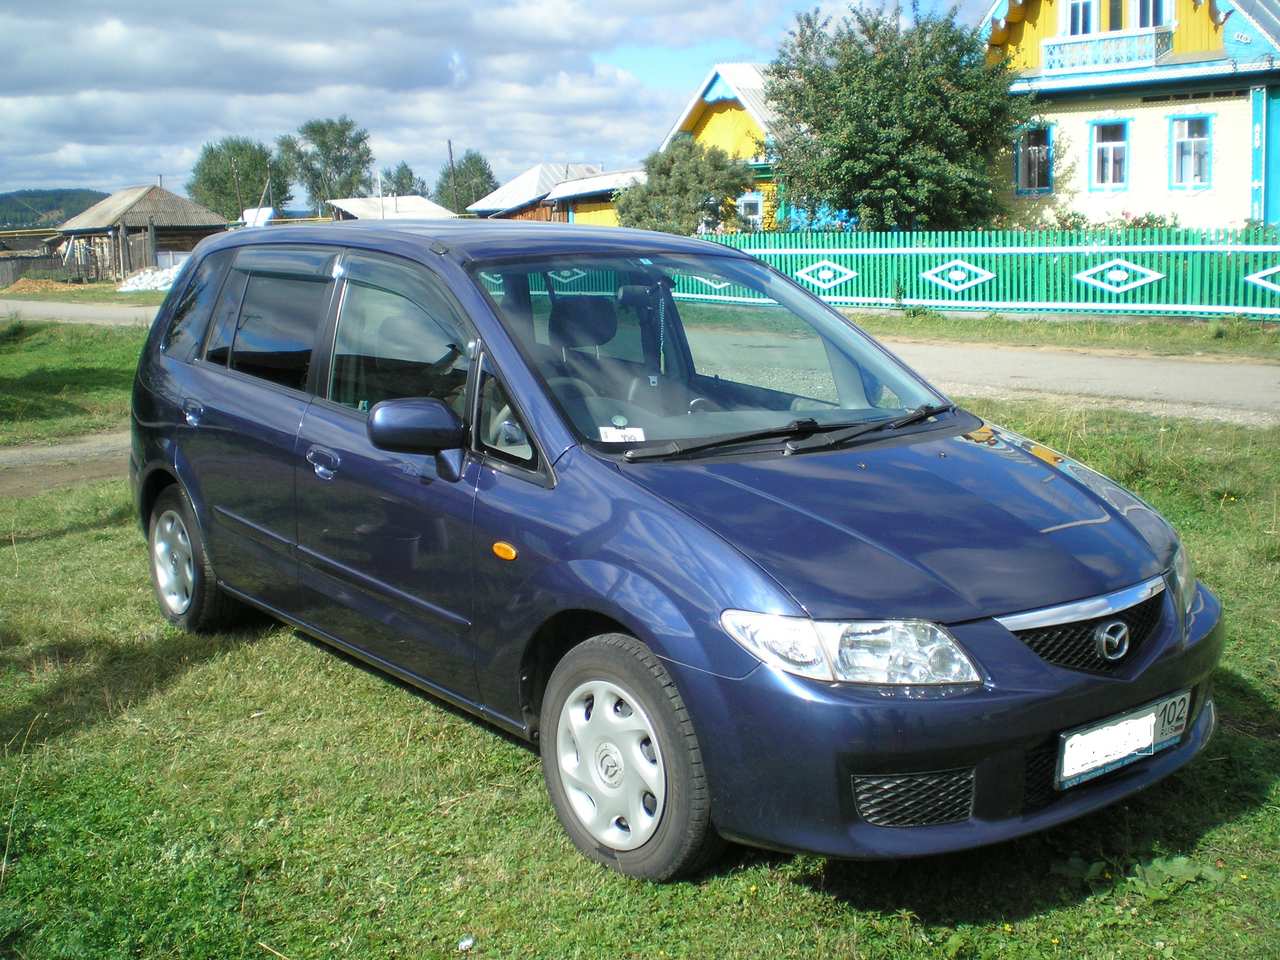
{"left": 59, "top": 185, "right": 225, "bottom": 233}
{"left": 467, "top": 163, "right": 601, "bottom": 215}
{"left": 327, "top": 195, "right": 456, "bottom": 220}
{"left": 543, "top": 169, "right": 646, "bottom": 203}
{"left": 659, "top": 63, "right": 779, "bottom": 152}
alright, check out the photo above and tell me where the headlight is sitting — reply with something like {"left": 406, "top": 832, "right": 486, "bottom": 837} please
{"left": 719, "top": 611, "right": 980, "bottom": 685}
{"left": 1171, "top": 542, "right": 1196, "bottom": 614}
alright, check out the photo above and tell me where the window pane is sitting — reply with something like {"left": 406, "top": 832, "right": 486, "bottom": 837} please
{"left": 328, "top": 256, "right": 472, "bottom": 416}
{"left": 477, "top": 362, "right": 537, "bottom": 469}
{"left": 1111, "top": 144, "right": 1126, "bottom": 184}
{"left": 1018, "top": 128, "right": 1051, "bottom": 190}
{"left": 230, "top": 276, "right": 330, "bottom": 391}
{"left": 1097, "top": 124, "right": 1124, "bottom": 143}
{"left": 163, "top": 250, "right": 231, "bottom": 362}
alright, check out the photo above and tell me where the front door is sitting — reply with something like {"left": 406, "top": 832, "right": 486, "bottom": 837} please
{"left": 295, "top": 251, "right": 480, "bottom": 699}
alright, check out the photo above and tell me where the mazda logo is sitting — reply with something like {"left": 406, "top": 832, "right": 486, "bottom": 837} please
{"left": 1095, "top": 620, "right": 1131, "bottom": 661}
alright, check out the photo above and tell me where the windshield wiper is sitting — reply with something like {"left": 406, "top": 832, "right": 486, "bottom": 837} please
{"left": 783, "top": 402, "right": 957, "bottom": 454}
{"left": 622, "top": 418, "right": 855, "bottom": 462}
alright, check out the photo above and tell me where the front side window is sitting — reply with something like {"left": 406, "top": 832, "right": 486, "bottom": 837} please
{"left": 230, "top": 275, "right": 333, "bottom": 391}
{"left": 1172, "top": 116, "right": 1211, "bottom": 188}
{"left": 1069, "top": 0, "right": 1094, "bottom": 35}
{"left": 1016, "top": 127, "right": 1052, "bottom": 194}
{"left": 328, "top": 253, "right": 472, "bottom": 417}
{"left": 473, "top": 254, "right": 941, "bottom": 453}
{"left": 1092, "top": 123, "right": 1128, "bottom": 189}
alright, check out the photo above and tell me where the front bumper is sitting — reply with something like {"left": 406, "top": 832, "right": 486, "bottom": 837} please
{"left": 670, "top": 583, "right": 1224, "bottom": 859}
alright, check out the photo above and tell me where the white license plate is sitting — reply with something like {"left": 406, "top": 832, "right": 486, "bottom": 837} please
{"left": 1057, "top": 690, "right": 1190, "bottom": 789}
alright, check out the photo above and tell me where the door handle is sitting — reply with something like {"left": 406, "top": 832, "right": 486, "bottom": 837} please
{"left": 305, "top": 446, "right": 340, "bottom": 481}
{"left": 181, "top": 399, "right": 204, "bottom": 428}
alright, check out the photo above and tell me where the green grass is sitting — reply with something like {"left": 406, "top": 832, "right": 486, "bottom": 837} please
{"left": 0, "top": 401, "right": 1276, "bottom": 958}
{"left": 0, "top": 282, "right": 167, "bottom": 307}
{"left": 0, "top": 319, "right": 147, "bottom": 445}
{"left": 851, "top": 310, "right": 1280, "bottom": 361}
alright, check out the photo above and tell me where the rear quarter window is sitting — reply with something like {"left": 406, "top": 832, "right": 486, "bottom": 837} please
{"left": 162, "top": 250, "right": 232, "bottom": 362}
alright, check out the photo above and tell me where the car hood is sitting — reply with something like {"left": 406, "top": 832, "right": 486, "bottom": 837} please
{"left": 623, "top": 421, "right": 1177, "bottom": 623}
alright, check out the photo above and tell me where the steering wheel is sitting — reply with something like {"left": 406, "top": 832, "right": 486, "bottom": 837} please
{"left": 688, "top": 396, "right": 722, "bottom": 415}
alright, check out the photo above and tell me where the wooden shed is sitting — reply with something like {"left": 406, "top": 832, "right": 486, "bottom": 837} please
{"left": 57, "top": 185, "right": 227, "bottom": 280}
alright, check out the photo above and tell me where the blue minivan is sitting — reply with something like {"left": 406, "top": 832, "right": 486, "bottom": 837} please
{"left": 132, "top": 221, "right": 1223, "bottom": 880}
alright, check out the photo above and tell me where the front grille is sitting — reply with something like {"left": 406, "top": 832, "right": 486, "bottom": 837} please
{"left": 1012, "top": 593, "right": 1164, "bottom": 673}
{"left": 852, "top": 768, "right": 974, "bottom": 827}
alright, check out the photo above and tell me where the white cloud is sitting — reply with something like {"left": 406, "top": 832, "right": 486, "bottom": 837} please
{"left": 0, "top": 0, "right": 817, "bottom": 198}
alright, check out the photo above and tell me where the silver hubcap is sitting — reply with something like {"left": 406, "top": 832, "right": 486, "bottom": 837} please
{"left": 555, "top": 679, "right": 666, "bottom": 851}
{"left": 152, "top": 509, "right": 195, "bottom": 615}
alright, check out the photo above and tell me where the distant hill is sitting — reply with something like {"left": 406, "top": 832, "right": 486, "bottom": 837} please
{"left": 0, "top": 189, "right": 109, "bottom": 228}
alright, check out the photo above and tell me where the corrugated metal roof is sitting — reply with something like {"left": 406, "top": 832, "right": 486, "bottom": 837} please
{"left": 543, "top": 169, "right": 646, "bottom": 202}
{"left": 660, "top": 63, "right": 778, "bottom": 153}
{"left": 327, "top": 195, "right": 457, "bottom": 219}
{"left": 59, "top": 185, "right": 226, "bottom": 232}
{"left": 467, "top": 162, "right": 601, "bottom": 215}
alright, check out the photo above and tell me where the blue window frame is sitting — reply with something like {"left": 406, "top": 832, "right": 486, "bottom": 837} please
{"left": 1169, "top": 114, "right": 1212, "bottom": 190}
{"left": 1089, "top": 120, "right": 1130, "bottom": 191}
{"left": 1015, "top": 125, "right": 1054, "bottom": 195}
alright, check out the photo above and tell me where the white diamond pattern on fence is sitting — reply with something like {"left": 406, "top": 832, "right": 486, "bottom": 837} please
{"left": 1074, "top": 259, "right": 1164, "bottom": 294}
{"left": 1243, "top": 264, "right": 1280, "bottom": 294}
{"left": 548, "top": 269, "right": 587, "bottom": 284}
{"left": 794, "top": 259, "right": 857, "bottom": 289}
{"left": 920, "top": 259, "right": 996, "bottom": 292}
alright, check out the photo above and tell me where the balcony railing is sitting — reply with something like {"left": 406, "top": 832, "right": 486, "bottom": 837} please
{"left": 1042, "top": 25, "right": 1174, "bottom": 75}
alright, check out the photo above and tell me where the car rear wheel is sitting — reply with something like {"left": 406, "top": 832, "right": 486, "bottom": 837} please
{"left": 148, "top": 485, "right": 237, "bottom": 632}
{"left": 540, "top": 632, "right": 722, "bottom": 880}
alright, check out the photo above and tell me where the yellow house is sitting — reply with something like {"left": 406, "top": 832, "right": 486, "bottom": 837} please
{"left": 544, "top": 170, "right": 646, "bottom": 226}
{"left": 660, "top": 63, "right": 782, "bottom": 229}
{"left": 981, "top": 0, "right": 1280, "bottom": 225}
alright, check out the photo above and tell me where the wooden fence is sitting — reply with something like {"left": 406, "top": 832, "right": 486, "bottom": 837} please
{"left": 706, "top": 229, "right": 1280, "bottom": 318}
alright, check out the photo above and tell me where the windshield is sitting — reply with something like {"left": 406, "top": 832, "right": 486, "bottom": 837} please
{"left": 471, "top": 252, "right": 945, "bottom": 450}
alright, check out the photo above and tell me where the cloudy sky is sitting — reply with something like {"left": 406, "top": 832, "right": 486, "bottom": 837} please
{"left": 0, "top": 0, "right": 984, "bottom": 204}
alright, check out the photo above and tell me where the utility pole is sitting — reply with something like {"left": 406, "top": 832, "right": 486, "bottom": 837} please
{"left": 447, "top": 139, "right": 460, "bottom": 213}
{"left": 230, "top": 155, "right": 244, "bottom": 216}
{"left": 158, "top": 174, "right": 164, "bottom": 189}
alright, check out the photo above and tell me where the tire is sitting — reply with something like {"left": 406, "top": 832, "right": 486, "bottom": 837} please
{"left": 147, "top": 485, "right": 238, "bottom": 632}
{"left": 540, "top": 633, "right": 723, "bottom": 881}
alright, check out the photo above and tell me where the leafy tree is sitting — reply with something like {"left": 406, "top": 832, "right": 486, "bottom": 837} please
{"left": 380, "top": 161, "right": 429, "bottom": 197}
{"left": 615, "top": 138, "right": 753, "bottom": 235}
{"left": 766, "top": 3, "right": 1029, "bottom": 229}
{"left": 277, "top": 116, "right": 374, "bottom": 212}
{"left": 186, "top": 137, "right": 293, "bottom": 219}
{"left": 432, "top": 149, "right": 499, "bottom": 213}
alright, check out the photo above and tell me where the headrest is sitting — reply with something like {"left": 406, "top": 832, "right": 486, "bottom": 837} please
{"left": 548, "top": 296, "right": 618, "bottom": 348}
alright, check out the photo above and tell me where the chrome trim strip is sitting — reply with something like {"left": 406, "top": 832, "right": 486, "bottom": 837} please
{"left": 995, "top": 575, "right": 1166, "bottom": 633}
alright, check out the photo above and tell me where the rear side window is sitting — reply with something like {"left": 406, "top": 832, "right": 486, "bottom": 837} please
{"left": 230, "top": 274, "right": 333, "bottom": 391}
{"left": 162, "top": 250, "right": 231, "bottom": 361}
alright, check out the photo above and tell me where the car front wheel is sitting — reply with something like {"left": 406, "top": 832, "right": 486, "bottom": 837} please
{"left": 539, "top": 633, "right": 722, "bottom": 880}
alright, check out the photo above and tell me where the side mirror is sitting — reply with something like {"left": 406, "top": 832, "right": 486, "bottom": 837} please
{"left": 367, "top": 399, "right": 467, "bottom": 481}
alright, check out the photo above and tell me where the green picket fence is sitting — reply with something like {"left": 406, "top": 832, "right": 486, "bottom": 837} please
{"left": 705, "top": 229, "right": 1280, "bottom": 318}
